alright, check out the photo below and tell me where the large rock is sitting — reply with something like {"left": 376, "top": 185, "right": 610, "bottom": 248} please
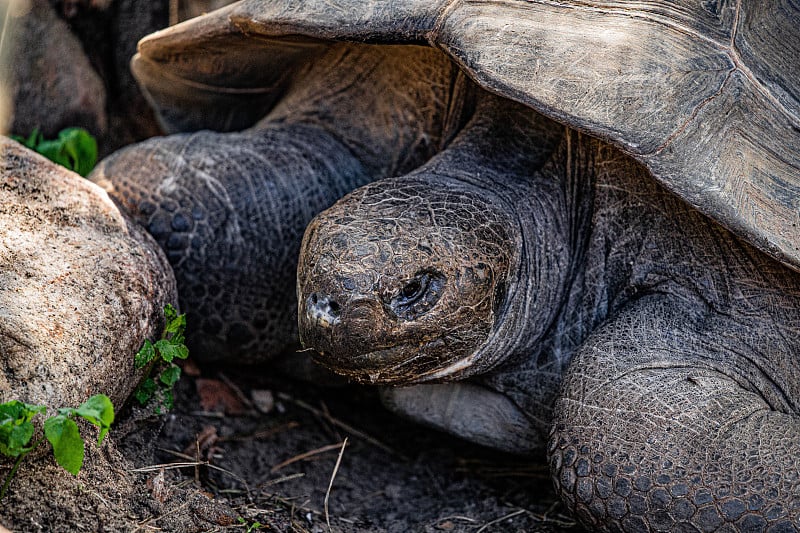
{"left": 0, "top": 0, "right": 107, "bottom": 139}
{"left": 0, "top": 137, "right": 176, "bottom": 408}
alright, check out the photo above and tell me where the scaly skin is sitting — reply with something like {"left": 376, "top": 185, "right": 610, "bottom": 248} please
{"left": 298, "top": 94, "right": 800, "bottom": 530}
{"left": 91, "top": 44, "right": 472, "bottom": 363}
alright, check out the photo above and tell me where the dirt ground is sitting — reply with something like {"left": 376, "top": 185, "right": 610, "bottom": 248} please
{"left": 1, "top": 359, "right": 585, "bottom": 532}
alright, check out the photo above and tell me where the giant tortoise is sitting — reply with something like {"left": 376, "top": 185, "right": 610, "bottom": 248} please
{"left": 91, "top": 0, "right": 800, "bottom": 530}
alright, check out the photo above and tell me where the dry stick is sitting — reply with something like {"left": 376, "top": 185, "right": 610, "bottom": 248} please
{"left": 276, "top": 392, "right": 406, "bottom": 459}
{"left": 260, "top": 472, "right": 306, "bottom": 487}
{"left": 266, "top": 492, "right": 322, "bottom": 519}
{"left": 130, "top": 461, "right": 208, "bottom": 473}
{"left": 158, "top": 447, "right": 254, "bottom": 501}
{"left": 475, "top": 508, "right": 527, "bottom": 533}
{"left": 317, "top": 400, "right": 343, "bottom": 442}
{"left": 216, "top": 372, "right": 255, "bottom": 410}
{"left": 193, "top": 439, "right": 201, "bottom": 486}
{"left": 530, "top": 501, "right": 577, "bottom": 528}
{"left": 324, "top": 438, "right": 348, "bottom": 532}
{"left": 426, "top": 515, "right": 478, "bottom": 528}
{"left": 270, "top": 442, "right": 345, "bottom": 473}
{"left": 218, "top": 421, "right": 300, "bottom": 443}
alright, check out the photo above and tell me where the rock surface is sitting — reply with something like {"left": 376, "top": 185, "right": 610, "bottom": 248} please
{"left": 0, "top": 0, "right": 107, "bottom": 139}
{"left": 0, "top": 137, "right": 176, "bottom": 408}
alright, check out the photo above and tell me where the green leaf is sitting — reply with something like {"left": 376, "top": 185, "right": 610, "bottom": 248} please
{"left": 163, "top": 304, "right": 186, "bottom": 335}
{"left": 9, "top": 127, "right": 97, "bottom": 176}
{"left": 57, "top": 128, "right": 98, "bottom": 177}
{"left": 135, "top": 339, "right": 156, "bottom": 369}
{"left": 164, "top": 314, "right": 186, "bottom": 335}
{"left": 0, "top": 401, "right": 46, "bottom": 457}
{"left": 35, "top": 139, "right": 73, "bottom": 169}
{"left": 44, "top": 415, "right": 84, "bottom": 475}
{"left": 11, "top": 128, "right": 41, "bottom": 149}
{"left": 154, "top": 339, "right": 188, "bottom": 362}
{"left": 135, "top": 378, "right": 157, "bottom": 406}
{"left": 163, "top": 303, "right": 178, "bottom": 324}
{"left": 0, "top": 420, "right": 34, "bottom": 458}
{"left": 0, "top": 400, "right": 46, "bottom": 424}
{"left": 75, "top": 395, "right": 114, "bottom": 445}
{"left": 159, "top": 365, "right": 181, "bottom": 387}
{"left": 170, "top": 332, "right": 186, "bottom": 347}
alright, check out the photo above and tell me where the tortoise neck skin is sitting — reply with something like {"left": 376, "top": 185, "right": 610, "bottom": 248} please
{"left": 297, "top": 90, "right": 800, "bottom": 419}
{"left": 259, "top": 43, "right": 474, "bottom": 179}
{"left": 297, "top": 95, "right": 588, "bottom": 383}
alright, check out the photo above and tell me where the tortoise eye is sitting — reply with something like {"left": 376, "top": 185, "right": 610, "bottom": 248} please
{"left": 388, "top": 270, "right": 446, "bottom": 319}
{"left": 401, "top": 279, "right": 423, "bottom": 300}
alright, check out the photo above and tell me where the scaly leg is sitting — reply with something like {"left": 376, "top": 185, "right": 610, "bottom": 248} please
{"left": 550, "top": 294, "right": 800, "bottom": 531}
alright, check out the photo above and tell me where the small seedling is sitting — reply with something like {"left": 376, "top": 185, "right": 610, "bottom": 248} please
{"left": 237, "top": 517, "right": 264, "bottom": 532}
{"left": 11, "top": 127, "right": 98, "bottom": 176}
{"left": 134, "top": 304, "right": 189, "bottom": 412}
{"left": 0, "top": 395, "right": 114, "bottom": 500}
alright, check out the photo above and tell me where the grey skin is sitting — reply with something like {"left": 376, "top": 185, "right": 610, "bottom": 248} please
{"left": 91, "top": 44, "right": 473, "bottom": 364}
{"left": 298, "top": 94, "right": 800, "bottom": 531}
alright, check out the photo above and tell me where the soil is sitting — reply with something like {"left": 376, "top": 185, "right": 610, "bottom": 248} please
{"left": 1, "top": 360, "right": 585, "bottom": 532}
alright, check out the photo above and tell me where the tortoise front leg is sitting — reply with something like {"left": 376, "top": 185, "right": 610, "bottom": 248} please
{"left": 381, "top": 383, "right": 542, "bottom": 454}
{"left": 550, "top": 294, "right": 800, "bottom": 531}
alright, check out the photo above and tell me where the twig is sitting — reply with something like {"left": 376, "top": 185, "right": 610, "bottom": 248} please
{"left": 129, "top": 461, "right": 207, "bottom": 473}
{"left": 475, "top": 509, "right": 526, "bottom": 533}
{"left": 158, "top": 448, "right": 254, "bottom": 501}
{"left": 217, "top": 421, "right": 300, "bottom": 442}
{"left": 276, "top": 392, "right": 405, "bottom": 459}
{"left": 317, "top": 400, "right": 342, "bottom": 442}
{"left": 427, "top": 515, "right": 478, "bottom": 528}
{"left": 260, "top": 472, "right": 305, "bottom": 488}
{"left": 261, "top": 492, "right": 320, "bottom": 517}
{"left": 530, "top": 502, "right": 577, "bottom": 528}
{"left": 193, "top": 439, "right": 201, "bottom": 486}
{"left": 324, "top": 438, "right": 347, "bottom": 532}
{"left": 134, "top": 497, "right": 194, "bottom": 532}
{"left": 216, "top": 372, "right": 255, "bottom": 410}
{"left": 270, "top": 442, "right": 345, "bottom": 473}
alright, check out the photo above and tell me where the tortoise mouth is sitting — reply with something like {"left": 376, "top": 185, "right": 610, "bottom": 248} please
{"left": 311, "top": 337, "right": 451, "bottom": 385}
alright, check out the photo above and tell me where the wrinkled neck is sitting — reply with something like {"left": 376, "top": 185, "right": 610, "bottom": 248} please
{"left": 260, "top": 43, "right": 473, "bottom": 178}
{"left": 416, "top": 96, "right": 588, "bottom": 380}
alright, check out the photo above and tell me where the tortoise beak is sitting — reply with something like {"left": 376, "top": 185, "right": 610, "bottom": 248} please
{"left": 299, "top": 290, "right": 410, "bottom": 378}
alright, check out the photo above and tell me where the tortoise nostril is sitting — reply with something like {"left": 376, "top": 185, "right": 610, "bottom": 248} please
{"left": 306, "top": 292, "right": 341, "bottom": 326}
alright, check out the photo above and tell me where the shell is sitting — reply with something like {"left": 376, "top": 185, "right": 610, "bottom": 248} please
{"left": 132, "top": 0, "right": 800, "bottom": 271}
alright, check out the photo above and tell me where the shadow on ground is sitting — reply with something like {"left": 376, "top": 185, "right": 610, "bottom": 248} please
{"left": 1, "top": 360, "right": 585, "bottom": 532}
{"left": 126, "top": 363, "right": 583, "bottom": 532}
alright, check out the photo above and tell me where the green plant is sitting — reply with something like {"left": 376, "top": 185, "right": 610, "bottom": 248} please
{"left": 134, "top": 304, "right": 189, "bottom": 412}
{"left": 237, "top": 517, "right": 264, "bottom": 532}
{"left": 12, "top": 127, "right": 98, "bottom": 177}
{"left": 0, "top": 395, "right": 114, "bottom": 500}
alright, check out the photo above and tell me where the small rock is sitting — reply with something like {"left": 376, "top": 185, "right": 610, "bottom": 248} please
{"left": 189, "top": 493, "right": 238, "bottom": 526}
{"left": 147, "top": 468, "right": 171, "bottom": 504}
{"left": 196, "top": 378, "right": 247, "bottom": 415}
{"left": 251, "top": 389, "right": 275, "bottom": 414}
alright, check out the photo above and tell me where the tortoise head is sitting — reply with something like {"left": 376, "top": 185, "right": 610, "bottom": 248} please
{"left": 297, "top": 175, "right": 518, "bottom": 385}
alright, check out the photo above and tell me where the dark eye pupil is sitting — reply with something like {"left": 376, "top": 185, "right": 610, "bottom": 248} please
{"left": 402, "top": 280, "right": 421, "bottom": 299}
